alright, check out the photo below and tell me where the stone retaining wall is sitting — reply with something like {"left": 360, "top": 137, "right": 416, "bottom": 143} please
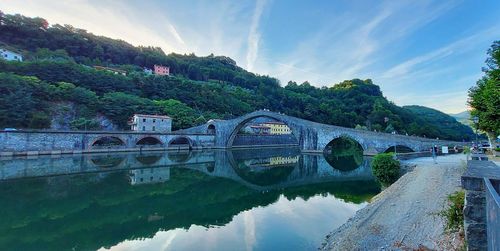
{"left": 461, "top": 160, "right": 500, "bottom": 251}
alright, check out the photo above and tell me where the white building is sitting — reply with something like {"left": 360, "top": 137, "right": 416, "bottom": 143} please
{"left": 1, "top": 48, "right": 23, "bottom": 62}
{"left": 129, "top": 167, "right": 170, "bottom": 185}
{"left": 129, "top": 114, "right": 172, "bottom": 132}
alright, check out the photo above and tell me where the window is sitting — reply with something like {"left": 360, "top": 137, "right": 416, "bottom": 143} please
{"left": 143, "top": 118, "right": 146, "bottom": 122}
{"left": 153, "top": 119, "right": 156, "bottom": 123}
{"left": 152, "top": 126, "right": 155, "bottom": 131}
{"left": 142, "top": 126, "right": 145, "bottom": 131}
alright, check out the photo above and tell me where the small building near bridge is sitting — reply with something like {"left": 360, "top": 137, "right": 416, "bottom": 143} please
{"left": 129, "top": 114, "right": 172, "bottom": 132}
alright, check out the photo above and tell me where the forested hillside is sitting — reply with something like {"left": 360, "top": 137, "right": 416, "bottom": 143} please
{"left": 0, "top": 12, "right": 473, "bottom": 141}
{"left": 404, "top": 106, "right": 473, "bottom": 140}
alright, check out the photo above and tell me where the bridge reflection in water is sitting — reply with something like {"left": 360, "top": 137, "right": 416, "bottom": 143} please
{"left": 0, "top": 147, "right": 381, "bottom": 251}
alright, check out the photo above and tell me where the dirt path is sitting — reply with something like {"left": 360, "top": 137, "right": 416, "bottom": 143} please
{"left": 320, "top": 154, "right": 466, "bottom": 250}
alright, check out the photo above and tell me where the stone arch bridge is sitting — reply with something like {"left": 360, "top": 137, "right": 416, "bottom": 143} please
{"left": 0, "top": 110, "right": 460, "bottom": 155}
{"left": 183, "top": 110, "right": 460, "bottom": 154}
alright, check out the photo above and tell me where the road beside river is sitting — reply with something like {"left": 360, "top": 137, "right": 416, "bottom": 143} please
{"left": 320, "top": 154, "right": 466, "bottom": 250}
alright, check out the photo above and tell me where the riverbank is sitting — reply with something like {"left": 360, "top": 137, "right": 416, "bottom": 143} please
{"left": 320, "top": 154, "right": 467, "bottom": 250}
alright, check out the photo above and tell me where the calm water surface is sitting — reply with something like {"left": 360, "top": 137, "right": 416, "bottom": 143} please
{"left": 0, "top": 147, "right": 381, "bottom": 251}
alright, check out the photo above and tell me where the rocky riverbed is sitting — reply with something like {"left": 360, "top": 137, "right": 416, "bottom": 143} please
{"left": 320, "top": 154, "right": 467, "bottom": 250}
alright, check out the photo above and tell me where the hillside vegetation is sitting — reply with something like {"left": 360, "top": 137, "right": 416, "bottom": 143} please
{"left": 0, "top": 12, "right": 473, "bottom": 140}
{"left": 404, "top": 106, "right": 473, "bottom": 141}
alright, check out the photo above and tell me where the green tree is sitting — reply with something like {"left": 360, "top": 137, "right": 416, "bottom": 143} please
{"left": 468, "top": 41, "right": 500, "bottom": 147}
{"left": 29, "top": 112, "right": 51, "bottom": 129}
{"left": 155, "top": 99, "right": 198, "bottom": 130}
{"left": 99, "top": 92, "right": 158, "bottom": 129}
{"left": 70, "top": 118, "right": 100, "bottom": 130}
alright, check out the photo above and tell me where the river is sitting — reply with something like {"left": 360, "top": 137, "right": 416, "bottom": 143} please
{"left": 0, "top": 145, "right": 381, "bottom": 251}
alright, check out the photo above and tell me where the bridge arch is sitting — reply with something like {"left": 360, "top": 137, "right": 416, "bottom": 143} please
{"left": 323, "top": 135, "right": 365, "bottom": 171}
{"left": 207, "top": 124, "right": 216, "bottom": 134}
{"left": 168, "top": 136, "right": 193, "bottom": 150}
{"left": 136, "top": 136, "right": 163, "bottom": 147}
{"left": 90, "top": 136, "right": 126, "bottom": 149}
{"left": 226, "top": 114, "right": 301, "bottom": 148}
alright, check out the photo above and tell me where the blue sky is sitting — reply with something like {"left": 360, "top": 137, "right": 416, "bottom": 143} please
{"left": 1, "top": 0, "right": 499, "bottom": 113}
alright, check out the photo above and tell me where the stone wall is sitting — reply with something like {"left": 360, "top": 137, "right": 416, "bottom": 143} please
{"left": 232, "top": 134, "right": 298, "bottom": 147}
{"left": 0, "top": 131, "right": 215, "bottom": 155}
{"left": 461, "top": 160, "right": 500, "bottom": 251}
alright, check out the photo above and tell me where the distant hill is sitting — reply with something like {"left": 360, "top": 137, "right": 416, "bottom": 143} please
{"left": 404, "top": 106, "right": 474, "bottom": 141}
{"left": 449, "top": 111, "right": 472, "bottom": 126}
{"left": 0, "top": 12, "right": 473, "bottom": 141}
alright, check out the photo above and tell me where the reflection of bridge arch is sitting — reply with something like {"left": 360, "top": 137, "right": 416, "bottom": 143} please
{"left": 90, "top": 136, "right": 126, "bottom": 149}
{"left": 167, "top": 151, "right": 193, "bottom": 163}
{"left": 323, "top": 136, "right": 364, "bottom": 172}
{"left": 383, "top": 145, "right": 415, "bottom": 153}
{"left": 227, "top": 115, "right": 300, "bottom": 148}
{"left": 136, "top": 136, "right": 163, "bottom": 147}
{"left": 89, "top": 155, "right": 126, "bottom": 168}
{"left": 226, "top": 149, "right": 300, "bottom": 187}
{"left": 135, "top": 154, "right": 163, "bottom": 166}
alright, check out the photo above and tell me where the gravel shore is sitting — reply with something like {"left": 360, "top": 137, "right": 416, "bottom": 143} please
{"left": 320, "top": 154, "right": 467, "bottom": 250}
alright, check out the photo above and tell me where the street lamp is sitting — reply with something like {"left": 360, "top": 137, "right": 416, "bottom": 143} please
{"left": 472, "top": 116, "right": 479, "bottom": 148}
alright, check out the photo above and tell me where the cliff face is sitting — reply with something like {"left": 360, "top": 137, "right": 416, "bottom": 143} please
{"left": 49, "top": 102, "right": 117, "bottom": 131}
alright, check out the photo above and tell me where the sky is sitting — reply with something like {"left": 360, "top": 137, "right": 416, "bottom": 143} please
{"left": 1, "top": 0, "right": 499, "bottom": 113}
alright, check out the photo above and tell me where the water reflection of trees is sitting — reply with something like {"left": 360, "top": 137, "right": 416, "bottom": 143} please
{"left": 324, "top": 137, "right": 364, "bottom": 171}
{"left": 0, "top": 168, "right": 380, "bottom": 251}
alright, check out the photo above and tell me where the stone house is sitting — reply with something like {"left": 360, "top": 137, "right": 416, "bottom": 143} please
{"left": 129, "top": 114, "right": 172, "bottom": 132}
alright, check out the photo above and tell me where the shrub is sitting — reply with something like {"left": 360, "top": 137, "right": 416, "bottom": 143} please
{"left": 371, "top": 153, "right": 400, "bottom": 185}
{"left": 462, "top": 146, "right": 471, "bottom": 155}
{"left": 439, "top": 190, "right": 465, "bottom": 231}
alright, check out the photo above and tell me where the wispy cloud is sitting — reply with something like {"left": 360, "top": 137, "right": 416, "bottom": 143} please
{"left": 381, "top": 25, "right": 500, "bottom": 80}
{"left": 246, "top": 0, "right": 268, "bottom": 71}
